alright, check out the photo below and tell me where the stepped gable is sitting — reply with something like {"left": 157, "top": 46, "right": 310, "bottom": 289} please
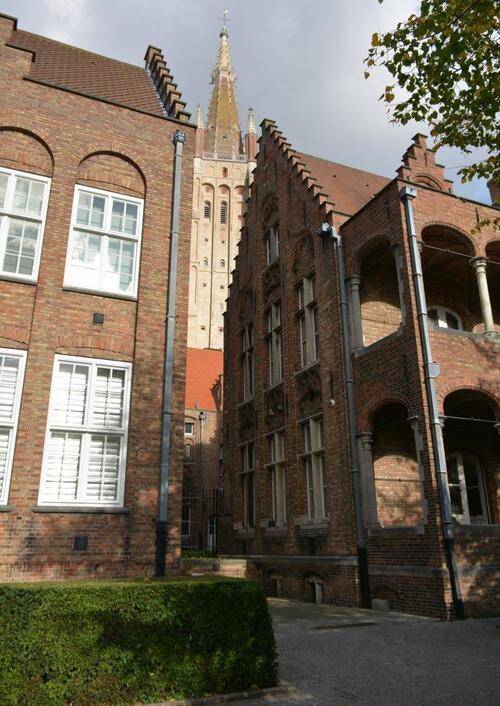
{"left": 260, "top": 120, "right": 389, "bottom": 217}
{"left": 396, "top": 133, "right": 453, "bottom": 193}
{"left": 8, "top": 28, "right": 190, "bottom": 122}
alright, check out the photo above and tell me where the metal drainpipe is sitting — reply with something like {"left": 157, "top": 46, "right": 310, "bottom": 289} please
{"left": 155, "top": 129, "right": 186, "bottom": 577}
{"left": 400, "top": 186, "right": 465, "bottom": 619}
{"left": 198, "top": 410, "right": 206, "bottom": 549}
{"left": 317, "top": 222, "right": 371, "bottom": 609}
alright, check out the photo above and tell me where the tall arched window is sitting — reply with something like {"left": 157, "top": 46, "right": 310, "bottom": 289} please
{"left": 220, "top": 201, "right": 228, "bottom": 224}
{"left": 222, "top": 167, "right": 228, "bottom": 178}
{"left": 203, "top": 201, "right": 211, "bottom": 219}
{"left": 428, "top": 305, "right": 462, "bottom": 330}
{"left": 220, "top": 258, "right": 225, "bottom": 268}
{"left": 446, "top": 452, "right": 489, "bottom": 524}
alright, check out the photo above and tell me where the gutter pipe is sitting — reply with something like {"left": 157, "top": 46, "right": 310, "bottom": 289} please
{"left": 156, "top": 129, "right": 186, "bottom": 576}
{"left": 400, "top": 186, "right": 465, "bottom": 619}
{"left": 317, "top": 222, "right": 371, "bottom": 608}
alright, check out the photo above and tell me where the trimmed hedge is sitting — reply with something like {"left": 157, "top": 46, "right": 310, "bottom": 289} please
{"left": 0, "top": 577, "right": 277, "bottom": 706}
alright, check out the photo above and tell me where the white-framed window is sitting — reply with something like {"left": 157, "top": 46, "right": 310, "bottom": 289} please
{"left": 0, "top": 348, "right": 27, "bottom": 504}
{"left": 266, "top": 431, "right": 286, "bottom": 527}
{"left": 265, "top": 225, "right": 280, "bottom": 265}
{"left": 298, "top": 276, "right": 319, "bottom": 367}
{"left": 428, "top": 305, "right": 462, "bottom": 331}
{"left": 220, "top": 200, "right": 228, "bottom": 224}
{"left": 241, "top": 323, "right": 254, "bottom": 401}
{"left": 267, "top": 302, "right": 283, "bottom": 386}
{"left": 301, "top": 416, "right": 326, "bottom": 522}
{"left": 240, "top": 441, "right": 255, "bottom": 529}
{"left": 204, "top": 201, "right": 211, "bottom": 219}
{"left": 184, "top": 421, "right": 195, "bottom": 436}
{"left": 38, "top": 355, "right": 132, "bottom": 507}
{"left": 64, "top": 185, "right": 143, "bottom": 298}
{"left": 0, "top": 167, "right": 51, "bottom": 283}
{"left": 446, "top": 452, "right": 489, "bottom": 524}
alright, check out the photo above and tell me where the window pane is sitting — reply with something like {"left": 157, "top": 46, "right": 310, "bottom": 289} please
{"left": 90, "top": 196, "right": 105, "bottom": 228}
{"left": 428, "top": 309, "right": 438, "bottom": 325}
{"left": 0, "top": 173, "right": 8, "bottom": 209}
{"left": 303, "top": 423, "right": 311, "bottom": 452}
{"left": 466, "top": 486, "right": 483, "bottom": 518}
{"left": 76, "top": 192, "right": 92, "bottom": 225}
{"left": 0, "top": 427, "right": 10, "bottom": 499}
{"left": 12, "top": 177, "right": 30, "bottom": 212}
{"left": 92, "top": 368, "right": 125, "bottom": 428}
{"left": 44, "top": 432, "right": 81, "bottom": 501}
{"left": 105, "top": 237, "right": 135, "bottom": 293}
{"left": 449, "top": 484, "right": 463, "bottom": 515}
{"left": 445, "top": 312, "right": 460, "bottom": 330}
{"left": 110, "top": 200, "right": 138, "bottom": 236}
{"left": 68, "top": 232, "right": 101, "bottom": 288}
{"left": 110, "top": 200, "right": 124, "bottom": 231}
{"left": 86, "top": 434, "right": 120, "bottom": 502}
{"left": 0, "top": 355, "right": 20, "bottom": 422}
{"left": 3, "top": 220, "right": 39, "bottom": 277}
{"left": 446, "top": 456, "right": 460, "bottom": 484}
{"left": 52, "top": 363, "right": 89, "bottom": 426}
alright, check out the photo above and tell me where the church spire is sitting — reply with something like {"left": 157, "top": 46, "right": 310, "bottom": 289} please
{"left": 204, "top": 15, "right": 243, "bottom": 157}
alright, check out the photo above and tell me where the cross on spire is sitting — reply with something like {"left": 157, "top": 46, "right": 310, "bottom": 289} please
{"left": 218, "top": 9, "right": 231, "bottom": 35}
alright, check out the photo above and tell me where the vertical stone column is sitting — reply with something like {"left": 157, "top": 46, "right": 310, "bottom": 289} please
{"left": 357, "top": 431, "right": 379, "bottom": 526}
{"left": 408, "top": 416, "right": 428, "bottom": 524}
{"left": 347, "top": 275, "right": 364, "bottom": 350}
{"left": 470, "top": 257, "right": 495, "bottom": 334}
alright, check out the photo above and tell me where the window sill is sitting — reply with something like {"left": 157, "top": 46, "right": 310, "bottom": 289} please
{"left": 32, "top": 505, "right": 130, "bottom": 514}
{"left": 62, "top": 286, "right": 138, "bottom": 302}
{"left": 0, "top": 505, "right": 15, "bottom": 512}
{"left": 295, "top": 361, "right": 320, "bottom": 376}
{"left": 0, "top": 273, "right": 37, "bottom": 287}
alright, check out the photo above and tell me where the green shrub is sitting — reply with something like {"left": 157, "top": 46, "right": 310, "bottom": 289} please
{"left": 0, "top": 577, "right": 277, "bottom": 706}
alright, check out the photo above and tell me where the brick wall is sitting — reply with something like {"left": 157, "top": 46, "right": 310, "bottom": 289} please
{"left": 0, "top": 15, "right": 195, "bottom": 580}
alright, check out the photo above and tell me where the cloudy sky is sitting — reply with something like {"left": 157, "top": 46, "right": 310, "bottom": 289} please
{"left": 2, "top": 0, "right": 490, "bottom": 203}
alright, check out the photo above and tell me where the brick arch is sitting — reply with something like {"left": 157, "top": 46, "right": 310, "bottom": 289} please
{"left": 346, "top": 232, "right": 391, "bottom": 276}
{"left": 439, "top": 384, "right": 499, "bottom": 419}
{"left": 77, "top": 151, "right": 146, "bottom": 197}
{"left": 0, "top": 126, "right": 54, "bottom": 176}
{"left": 55, "top": 336, "right": 134, "bottom": 360}
{"left": 358, "top": 396, "right": 413, "bottom": 432}
{"left": 421, "top": 222, "right": 478, "bottom": 256}
{"left": 412, "top": 173, "right": 445, "bottom": 191}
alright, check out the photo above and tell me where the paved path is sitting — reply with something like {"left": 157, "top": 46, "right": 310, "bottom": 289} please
{"left": 243, "top": 599, "right": 500, "bottom": 706}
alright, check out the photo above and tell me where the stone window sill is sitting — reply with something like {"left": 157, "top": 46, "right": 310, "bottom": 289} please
{"left": 368, "top": 525, "right": 425, "bottom": 537}
{"left": 31, "top": 505, "right": 130, "bottom": 514}
{"left": 0, "top": 505, "right": 15, "bottom": 513}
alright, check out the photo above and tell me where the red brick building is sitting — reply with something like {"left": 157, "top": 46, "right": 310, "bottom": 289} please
{"left": 0, "top": 13, "right": 195, "bottom": 580}
{"left": 223, "top": 119, "right": 499, "bottom": 618}
{"left": 182, "top": 347, "right": 224, "bottom": 550}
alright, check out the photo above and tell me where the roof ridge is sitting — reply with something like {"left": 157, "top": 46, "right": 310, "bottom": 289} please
{"left": 297, "top": 149, "right": 388, "bottom": 181}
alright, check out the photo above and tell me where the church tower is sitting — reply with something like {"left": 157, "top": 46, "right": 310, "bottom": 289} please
{"left": 188, "top": 19, "right": 256, "bottom": 349}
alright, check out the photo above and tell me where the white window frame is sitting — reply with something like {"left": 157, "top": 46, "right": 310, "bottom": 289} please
{"left": 0, "top": 167, "right": 51, "bottom": 283}
{"left": 300, "top": 416, "right": 326, "bottom": 522}
{"left": 266, "top": 431, "right": 287, "bottom": 527}
{"left": 298, "top": 276, "right": 319, "bottom": 367}
{"left": 242, "top": 323, "right": 254, "bottom": 401}
{"left": 427, "top": 305, "right": 463, "bottom": 331}
{"left": 267, "top": 302, "right": 283, "bottom": 386}
{"left": 64, "top": 185, "right": 143, "bottom": 298}
{"left": 38, "top": 355, "right": 132, "bottom": 508}
{"left": 184, "top": 421, "right": 195, "bottom": 436}
{"left": 265, "top": 225, "right": 280, "bottom": 265}
{"left": 240, "top": 441, "right": 255, "bottom": 529}
{"left": 446, "top": 451, "right": 489, "bottom": 525}
{"left": 0, "top": 348, "right": 27, "bottom": 505}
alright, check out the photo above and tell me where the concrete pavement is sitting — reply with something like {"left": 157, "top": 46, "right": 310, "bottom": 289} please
{"left": 242, "top": 598, "right": 500, "bottom": 706}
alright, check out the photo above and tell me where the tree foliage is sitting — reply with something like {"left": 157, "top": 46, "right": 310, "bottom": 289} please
{"left": 366, "top": 0, "right": 499, "bottom": 186}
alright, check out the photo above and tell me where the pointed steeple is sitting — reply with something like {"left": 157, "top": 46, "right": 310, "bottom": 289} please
{"left": 204, "top": 22, "right": 243, "bottom": 157}
{"left": 246, "top": 107, "right": 256, "bottom": 135}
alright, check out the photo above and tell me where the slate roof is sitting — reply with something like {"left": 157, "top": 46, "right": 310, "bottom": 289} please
{"left": 8, "top": 29, "right": 166, "bottom": 117}
{"left": 185, "top": 348, "right": 223, "bottom": 411}
{"left": 297, "top": 151, "right": 390, "bottom": 216}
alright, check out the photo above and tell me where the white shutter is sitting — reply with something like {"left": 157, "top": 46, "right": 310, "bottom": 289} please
{"left": 43, "top": 432, "right": 81, "bottom": 502}
{"left": 92, "top": 368, "right": 125, "bottom": 428}
{"left": 0, "top": 428, "right": 10, "bottom": 500}
{"left": 0, "top": 355, "right": 20, "bottom": 422}
{"left": 85, "top": 435, "right": 120, "bottom": 502}
{"left": 52, "top": 363, "right": 88, "bottom": 426}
